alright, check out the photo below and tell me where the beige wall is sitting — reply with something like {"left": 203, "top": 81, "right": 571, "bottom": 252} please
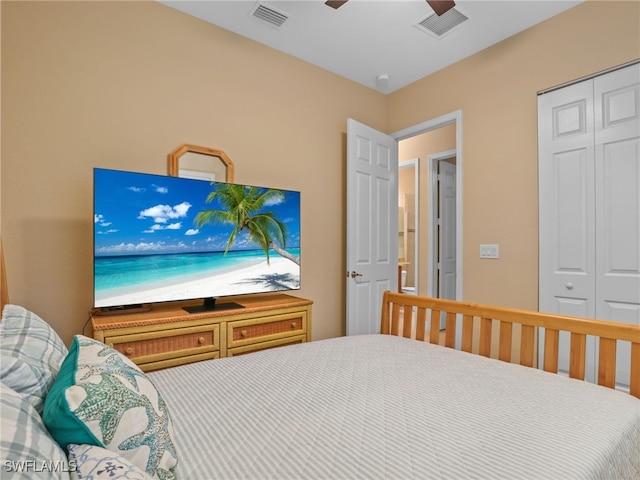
{"left": 2, "top": 1, "right": 639, "bottom": 345}
{"left": 390, "top": 0, "right": 640, "bottom": 309}
{"left": 1, "top": 1, "right": 387, "bottom": 344}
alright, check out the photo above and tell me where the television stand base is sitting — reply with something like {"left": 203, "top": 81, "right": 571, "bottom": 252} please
{"left": 92, "top": 304, "right": 152, "bottom": 316}
{"left": 183, "top": 298, "right": 244, "bottom": 314}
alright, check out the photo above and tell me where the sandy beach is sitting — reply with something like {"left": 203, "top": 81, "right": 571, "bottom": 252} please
{"left": 96, "top": 257, "right": 300, "bottom": 306}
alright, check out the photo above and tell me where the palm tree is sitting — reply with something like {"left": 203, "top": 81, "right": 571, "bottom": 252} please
{"left": 194, "top": 183, "right": 300, "bottom": 266}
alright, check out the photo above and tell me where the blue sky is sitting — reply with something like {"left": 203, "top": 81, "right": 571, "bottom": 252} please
{"left": 94, "top": 169, "right": 301, "bottom": 256}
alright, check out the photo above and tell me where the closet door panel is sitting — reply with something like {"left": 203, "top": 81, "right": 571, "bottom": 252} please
{"left": 594, "top": 64, "right": 640, "bottom": 388}
{"left": 538, "top": 81, "right": 596, "bottom": 320}
{"left": 538, "top": 80, "right": 596, "bottom": 380}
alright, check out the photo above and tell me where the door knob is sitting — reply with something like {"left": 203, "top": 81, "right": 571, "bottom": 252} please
{"left": 566, "top": 282, "right": 574, "bottom": 290}
{"left": 350, "top": 271, "right": 363, "bottom": 278}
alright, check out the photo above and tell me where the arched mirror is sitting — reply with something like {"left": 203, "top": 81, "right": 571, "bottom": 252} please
{"left": 168, "top": 144, "right": 235, "bottom": 182}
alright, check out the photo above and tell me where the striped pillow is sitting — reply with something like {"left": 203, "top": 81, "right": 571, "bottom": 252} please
{"left": 0, "top": 304, "right": 68, "bottom": 413}
{"left": 0, "top": 382, "right": 71, "bottom": 479}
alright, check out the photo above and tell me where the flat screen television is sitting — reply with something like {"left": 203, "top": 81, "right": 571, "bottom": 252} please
{"left": 93, "top": 168, "right": 301, "bottom": 313}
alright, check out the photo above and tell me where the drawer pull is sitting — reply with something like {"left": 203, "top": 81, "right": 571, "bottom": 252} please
{"left": 241, "top": 330, "right": 248, "bottom": 337}
{"left": 197, "top": 336, "right": 205, "bottom": 345}
{"left": 291, "top": 322, "right": 297, "bottom": 329}
{"left": 125, "top": 347, "right": 134, "bottom": 355}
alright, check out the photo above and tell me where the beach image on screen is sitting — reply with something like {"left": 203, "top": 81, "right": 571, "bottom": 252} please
{"left": 93, "top": 169, "right": 301, "bottom": 308}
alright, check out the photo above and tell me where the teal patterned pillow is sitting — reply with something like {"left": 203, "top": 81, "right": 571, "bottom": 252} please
{"left": 43, "top": 336, "right": 178, "bottom": 480}
{"left": 68, "top": 444, "right": 154, "bottom": 480}
{"left": 0, "top": 304, "right": 68, "bottom": 413}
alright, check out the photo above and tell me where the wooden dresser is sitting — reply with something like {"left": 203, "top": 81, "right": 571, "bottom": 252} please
{"left": 91, "top": 294, "right": 312, "bottom": 372}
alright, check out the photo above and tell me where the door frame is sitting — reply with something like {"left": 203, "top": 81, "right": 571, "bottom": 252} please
{"left": 428, "top": 150, "right": 457, "bottom": 299}
{"left": 393, "top": 110, "right": 463, "bottom": 301}
{"left": 399, "top": 158, "right": 419, "bottom": 294}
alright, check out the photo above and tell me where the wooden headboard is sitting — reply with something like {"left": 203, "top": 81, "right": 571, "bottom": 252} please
{"left": 1, "top": 238, "right": 8, "bottom": 311}
{"left": 381, "top": 291, "right": 640, "bottom": 399}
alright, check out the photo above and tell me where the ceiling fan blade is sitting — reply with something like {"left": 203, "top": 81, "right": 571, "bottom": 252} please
{"left": 427, "top": 0, "right": 455, "bottom": 16}
{"left": 325, "top": 0, "right": 348, "bottom": 9}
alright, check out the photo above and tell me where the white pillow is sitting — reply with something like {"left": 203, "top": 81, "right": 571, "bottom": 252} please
{"left": 68, "top": 444, "right": 154, "bottom": 480}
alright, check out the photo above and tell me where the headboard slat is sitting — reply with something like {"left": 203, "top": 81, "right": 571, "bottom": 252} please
{"left": 630, "top": 343, "right": 640, "bottom": 398}
{"left": 479, "top": 317, "right": 492, "bottom": 357}
{"left": 429, "top": 310, "right": 440, "bottom": 344}
{"left": 415, "top": 308, "right": 426, "bottom": 341}
{"left": 597, "top": 338, "right": 617, "bottom": 388}
{"left": 498, "top": 321, "right": 512, "bottom": 362}
{"left": 569, "top": 332, "right": 587, "bottom": 380}
{"left": 543, "top": 329, "right": 560, "bottom": 374}
{"left": 1, "top": 239, "right": 8, "bottom": 311}
{"left": 461, "top": 314, "right": 473, "bottom": 353}
{"left": 520, "top": 325, "right": 535, "bottom": 367}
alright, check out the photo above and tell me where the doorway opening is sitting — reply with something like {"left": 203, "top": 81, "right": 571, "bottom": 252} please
{"left": 398, "top": 159, "right": 419, "bottom": 295}
{"left": 393, "top": 111, "right": 462, "bottom": 301}
{"left": 429, "top": 151, "right": 457, "bottom": 301}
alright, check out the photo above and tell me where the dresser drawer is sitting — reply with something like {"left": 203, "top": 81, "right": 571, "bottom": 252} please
{"left": 228, "top": 311, "right": 307, "bottom": 348}
{"left": 227, "top": 334, "right": 307, "bottom": 357}
{"left": 105, "top": 324, "right": 220, "bottom": 368}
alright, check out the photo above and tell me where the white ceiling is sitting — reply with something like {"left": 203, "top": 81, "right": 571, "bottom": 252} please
{"left": 158, "top": 0, "right": 583, "bottom": 93}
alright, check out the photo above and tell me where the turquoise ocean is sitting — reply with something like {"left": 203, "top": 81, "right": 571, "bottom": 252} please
{"left": 94, "top": 248, "right": 300, "bottom": 299}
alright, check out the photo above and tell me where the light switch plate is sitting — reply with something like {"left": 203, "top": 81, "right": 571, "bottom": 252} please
{"left": 480, "top": 244, "right": 499, "bottom": 259}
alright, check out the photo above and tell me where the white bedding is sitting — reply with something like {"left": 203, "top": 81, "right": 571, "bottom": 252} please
{"left": 148, "top": 335, "right": 640, "bottom": 480}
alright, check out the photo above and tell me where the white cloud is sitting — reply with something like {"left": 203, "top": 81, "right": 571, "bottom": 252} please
{"left": 172, "top": 202, "right": 191, "bottom": 217}
{"left": 95, "top": 241, "right": 166, "bottom": 254}
{"left": 154, "top": 185, "right": 168, "bottom": 194}
{"left": 128, "top": 186, "right": 145, "bottom": 193}
{"left": 185, "top": 229, "right": 199, "bottom": 236}
{"left": 138, "top": 202, "right": 191, "bottom": 224}
{"left": 264, "top": 197, "right": 284, "bottom": 206}
{"left": 94, "top": 214, "right": 112, "bottom": 228}
{"left": 144, "top": 222, "right": 182, "bottom": 233}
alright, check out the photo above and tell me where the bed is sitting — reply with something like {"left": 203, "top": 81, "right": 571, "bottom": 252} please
{"left": 1, "top": 236, "right": 639, "bottom": 479}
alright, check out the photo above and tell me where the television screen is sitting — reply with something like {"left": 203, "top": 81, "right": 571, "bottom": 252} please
{"left": 93, "top": 168, "right": 301, "bottom": 310}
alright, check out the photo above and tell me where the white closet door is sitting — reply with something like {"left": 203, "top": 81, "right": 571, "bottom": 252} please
{"left": 538, "top": 79, "right": 596, "bottom": 379}
{"left": 594, "top": 64, "right": 640, "bottom": 387}
{"left": 539, "top": 62, "right": 640, "bottom": 387}
{"left": 538, "top": 79, "right": 596, "bottom": 318}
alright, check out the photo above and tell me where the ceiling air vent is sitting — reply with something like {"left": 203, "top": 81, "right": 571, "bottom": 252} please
{"left": 415, "top": 7, "right": 468, "bottom": 38}
{"left": 250, "top": 2, "right": 289, "bottom": 28}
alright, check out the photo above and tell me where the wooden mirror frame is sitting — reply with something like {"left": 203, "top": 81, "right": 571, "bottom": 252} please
{"left": 168, "top": 144, "right": 235, "bottom": 182}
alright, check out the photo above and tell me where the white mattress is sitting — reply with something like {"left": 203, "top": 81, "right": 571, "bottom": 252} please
{"left": 148, "top": 335, "right": 640, "bottom": 479}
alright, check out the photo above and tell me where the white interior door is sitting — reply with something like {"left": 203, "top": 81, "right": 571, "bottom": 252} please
{"left": 438, "top": 160, "right": 457, "bottom": 302}
{"left": 346, "top": 119, "right": 398, "bottom": 335}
